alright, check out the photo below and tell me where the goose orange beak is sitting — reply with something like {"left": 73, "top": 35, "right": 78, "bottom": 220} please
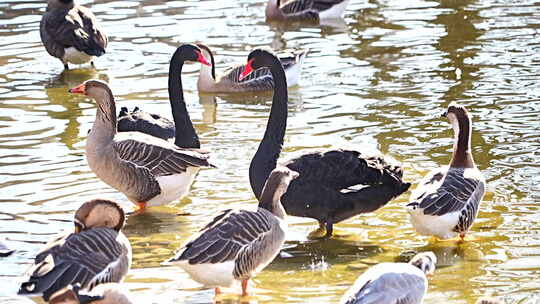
{"left": 239, "top": 58, "right": 255, "bottom": 81}
{"left": 69, "top": 83, "right": 86, "bottom": 94}
{"left": 196, "top": 51, "right": 211, "bottom": 66}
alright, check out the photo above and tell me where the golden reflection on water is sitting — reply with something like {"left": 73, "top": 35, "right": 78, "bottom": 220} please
{"left": 1, "top": 0, "right": 540, "bottom": 303}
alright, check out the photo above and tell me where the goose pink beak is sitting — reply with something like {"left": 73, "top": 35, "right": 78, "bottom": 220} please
{"left": 196, "top": 51, "right": 211, "bottom": 66}
{"left": 239, "top": 59, "right": 255, "bottom": 81}
{"left": 69, "top": 83, "right": 86, "bottom": 94}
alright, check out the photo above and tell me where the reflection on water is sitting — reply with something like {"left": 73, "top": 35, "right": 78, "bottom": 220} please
{"left": 1, "top": 0, "right": 540, "bottom": 303}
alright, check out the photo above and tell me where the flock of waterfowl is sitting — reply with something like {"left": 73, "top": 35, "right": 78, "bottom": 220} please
{"left": 8, "top": 0, "right": 501, "bottom": 303}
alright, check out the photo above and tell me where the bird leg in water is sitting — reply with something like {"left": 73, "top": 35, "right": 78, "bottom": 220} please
{"left": 241, "top": 279, "right": 249, "bottom": 296}
{"left": 308, "top": 222, "right": 331, "bottom": 239}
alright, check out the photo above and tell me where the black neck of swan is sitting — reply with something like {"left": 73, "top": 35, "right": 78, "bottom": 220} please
{"left": 169, "top": 49, "right": 201, "bottom": 149}
{"left": 450, "top": 112, "right": 474, "bottom": 168}
{"left": 249, "top": 53, "right": 288, "bottom": 199}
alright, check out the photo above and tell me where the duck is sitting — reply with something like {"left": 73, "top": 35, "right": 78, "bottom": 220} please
{"left": 265, "top": 0, "right": 350, "bottom": 22}
{"left": 340, "top": 252, "right": 437, "bottom": 304}
{"left": 49, "top": 283, "right": 134, "bottom": 304}
{"left": 117, "top": 44, "right": 212, "bottom": 145}
{"left": 18, "top": 199, "right": 131, "bottom": 302}
{"left": 196, "top": 44, "right": 308, "bottom": 93}
{"left": 40, "top": 0, "right": 107, "bottom": 70}
{"left": 243, "top": 49, "right": 410, "bottom": 238}
{"left": 164, "top": 166, "right": 299, "bottom": 296}
{"left": 407, "top": 103, "right": 485, "bottom": 240}
{"left": 69, "top": 80, "right": 215, "bottom": 211}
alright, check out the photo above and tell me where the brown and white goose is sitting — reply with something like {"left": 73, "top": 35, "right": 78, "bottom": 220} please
{"left": 69, "top": 80, "right": 215, "bottom": 211}
{"left": 340, "top": 252, "right": 436, "bottom": 304}
{"left": 266, "top": 0, "right": 350, "bottom": 22}
{"left": 244, "top": 49, "right": 410, "bottom": 238}
{"left": 18, "top": 200, "right": 131, "bottom": 302}
{"left": 41, "top": 0, "right": 107, "bottom": 70}
{"left": 407, "top": 103, "right": 485, "bottom": 240}
{"left": 117, "top": 44, "right": 211, "bottom": 145}
{"left": 164, "top": 167, "right": 298, "bottom": 296}
{"left": 49, "top": 283, "right": 134, "bottom": 304}
{"left": 196, "top": 44, "right": 308, "bottom": 93}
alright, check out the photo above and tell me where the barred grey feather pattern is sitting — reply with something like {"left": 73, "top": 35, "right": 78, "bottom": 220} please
{"left": 171, "top": 208, "right": 284, "bottom": 279}
{"left": 19, "top": 227, "right": 130, "bottom": 301}
{"left": 280, "top": 0, "right": 347, "bottom": 20}
{"left": 113, "top": 135, "right": 213, "bottom": 177}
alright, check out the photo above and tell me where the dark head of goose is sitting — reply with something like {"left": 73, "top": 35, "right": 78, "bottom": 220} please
{"left": 74, "top": 199, "right": 125, "bottom": 234}
{"left": 409, "top": 251, "right": 437, "bottom": 276}
{"left": 442, "top": 102, "right": 470, "bottom": 121}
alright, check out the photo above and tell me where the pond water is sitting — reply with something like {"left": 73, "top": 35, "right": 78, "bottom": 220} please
{"left": 1, "top": 0, "right": 539, "bottom": 303}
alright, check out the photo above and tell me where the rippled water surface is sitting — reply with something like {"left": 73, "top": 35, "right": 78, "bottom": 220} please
{"left": 1, "top": 0, "right": 540, "bottom": 303}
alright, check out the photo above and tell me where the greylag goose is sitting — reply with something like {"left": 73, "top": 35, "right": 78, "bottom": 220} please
{"left": 196, "top": 44, "right": 308, "bottom": 93}
{"left": 164, "top": 167, "right": 298, "bottom": 296}
{"left": 69, "top": 80, "right": 215, "bottom": 211}
{"left": 340, "top": 252, "right": 436, "bottom": 304}
{"left": 49, "top": 283, "right": 134, "bottom": 304}
{"left": 18, "top": 200, "right": 131, "bottom": 302}
{"left": 117, "top": 44, "right": 211, "bottom": 146}
{"left": 41, "top": 0, "right": 107, "bottom": 70}
{"left": 266, "top": 0, "right": 350, "bottom": 22}
{"left": 407, "top": 103, "right": 485, "bottom": 240}
{"left": 243, "top": 49, "right": 410, "bottom": 238}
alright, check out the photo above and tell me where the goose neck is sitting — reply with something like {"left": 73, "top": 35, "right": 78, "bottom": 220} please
{"left": 449, "top": 113, "right": 474, "bottom": 168}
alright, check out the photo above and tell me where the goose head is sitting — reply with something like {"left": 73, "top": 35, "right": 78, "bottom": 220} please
{"left": 74, "top": 199, "right": 125, "bottom": 234}
{"left": 442, "top": 102, "right": 470, "bottom": 128}
{"left": 409, "top": 251, "right": 437, "bottom": 276}
{"left": 259, "top": 166, "right": 299, "bottom": 217}
{"left": 69, "top": 80, "right": 117, "bottom": 123}
{"left": 176, "top": 44, "right": 211, "bottom": 66}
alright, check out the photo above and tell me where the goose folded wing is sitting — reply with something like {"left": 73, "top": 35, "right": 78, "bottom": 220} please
{"left": 281, "top": 0, "right": 344, "bottom": 14}
{"left": 176, "top": 209, "right": 273, "bottom": 264}
{"left": 223, "top": 64, "right": 275, "bottom": 90}
{"left": 114, "top": 137, "right": 213, "bottom": 176}
{"left": 418, "top": 169, "right": 481, "bottom": 216}
{"left": 20, "top": 228, "right": 124, "bottom": 300}
{"left": 44, "top": 7, "right": 106, "bottom": 56}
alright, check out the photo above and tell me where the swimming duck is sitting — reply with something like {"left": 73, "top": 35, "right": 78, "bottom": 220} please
{"left": 243, "top": 48, "right": 410, "bottom": 238}
{"left": 69, "top": 80, "right": 215, "bottom": 211}
{"left": 40, "top": 0, "right": 107, "bottom": 69}
{"left": 407, "top": 103, "right": 485, "bottom": 240}
{"left": 117, "top": 44, "right": 211, "bottom": 146}
{"left": 340, "top": 252, "right": 436, "bottom": 304}
{"left": 18, "top": 200, "right": 131, "bottom": 302}
{"left": 164, "top": 167, "right": 298, "bottom": 296}
{"left": 266, "top": 0, "right": 350, "bottom": 22}
{"left": 196, "top": 44, "right": 308, "bottom": 93}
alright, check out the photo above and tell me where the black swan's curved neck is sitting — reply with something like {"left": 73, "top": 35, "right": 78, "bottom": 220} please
{"left": 169, "top": 50, "right": 200, "bottom": 149}
{"left": 249, "top": 54, "right": 288, "bottom": 199}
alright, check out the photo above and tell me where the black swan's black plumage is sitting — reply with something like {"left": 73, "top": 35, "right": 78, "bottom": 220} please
{"left": 116, "top": 44, "right": 201, "bottom": 149}
{"left": 247, "top": 49, "right": 410, "bottom": 237}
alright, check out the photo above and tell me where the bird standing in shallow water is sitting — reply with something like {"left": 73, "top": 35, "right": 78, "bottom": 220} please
{"left": 164, "top": 167, "right": 298, "bottom": 297}
{"left": 40, "top": 0, "right": 107, "bottom": 70}
{"left": 69, "top": 79, "right": 215, "bottom": 212}
{"left": 407, "top": 103, "right": 485, "bottom": 241}
{"left": 243, "top": 48, "right": 410, "bottom": 238}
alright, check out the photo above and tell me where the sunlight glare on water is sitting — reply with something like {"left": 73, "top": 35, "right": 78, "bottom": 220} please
{"left": 1, "top": 0, "right": 540, "bottom": 303}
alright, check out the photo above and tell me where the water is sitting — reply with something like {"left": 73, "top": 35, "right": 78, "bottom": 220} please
{"left": 1, "top": 0, "right": 539, "bottom": 303}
